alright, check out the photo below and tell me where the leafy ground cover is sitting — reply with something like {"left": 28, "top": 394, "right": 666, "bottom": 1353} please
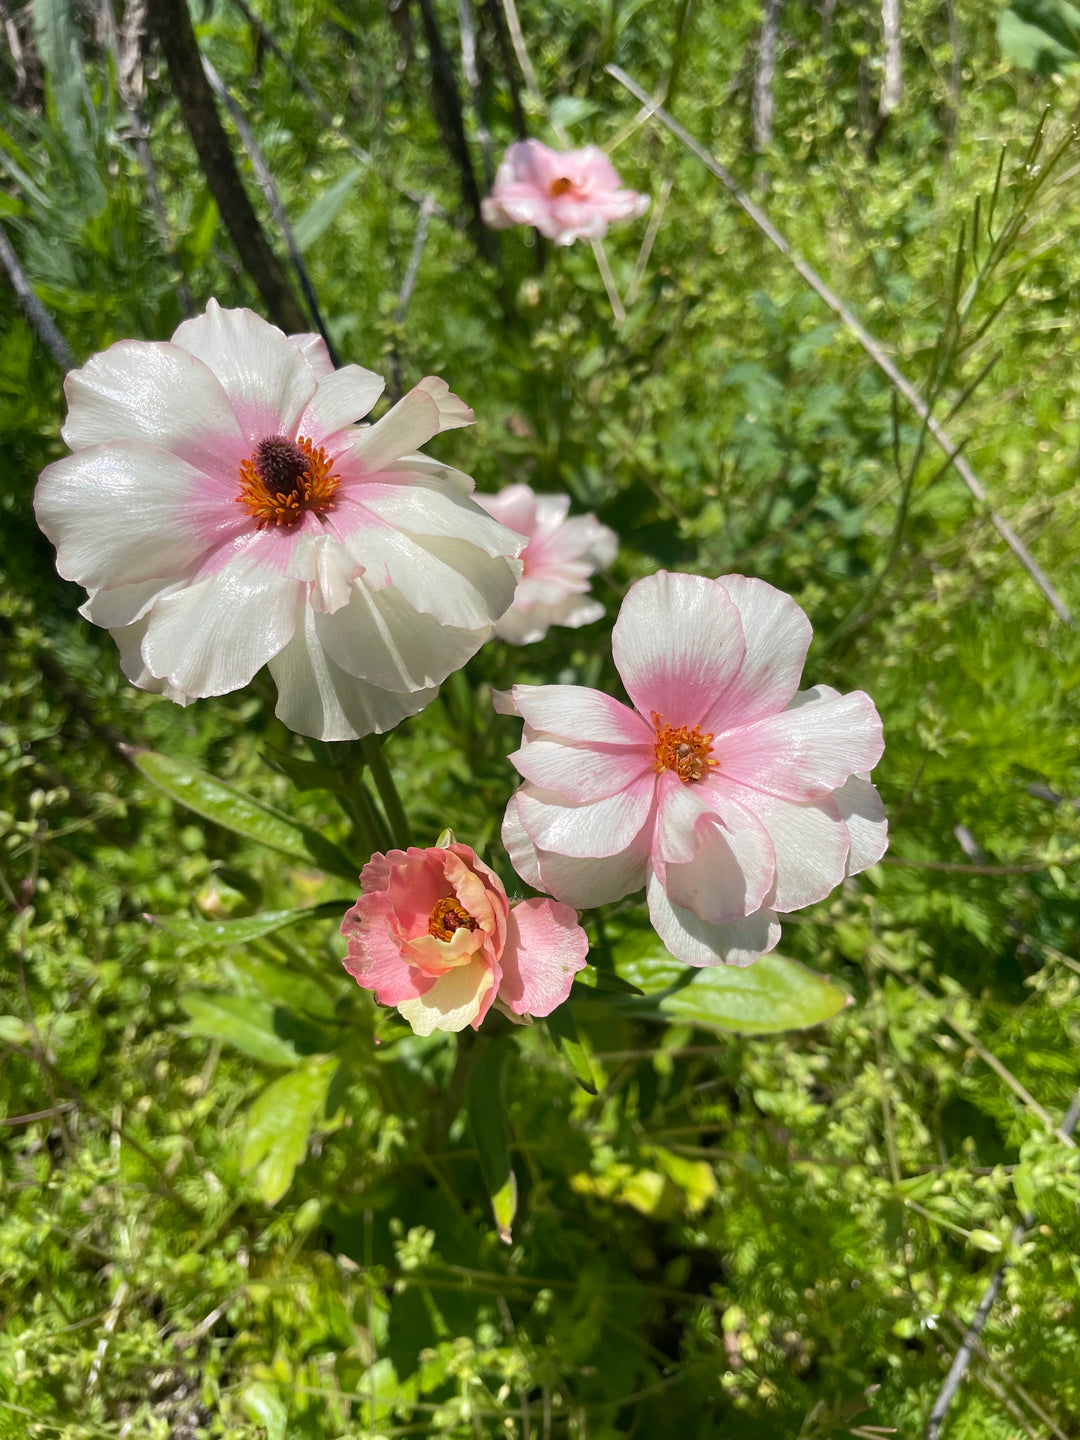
{"left": 2, "top": 1, "right": 1080, "bottom": 1436}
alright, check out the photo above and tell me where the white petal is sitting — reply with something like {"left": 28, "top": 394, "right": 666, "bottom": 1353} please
{"left": 833, "top": 773, "right": 888, "bottom": 875}
{"left": 268, "top": 606, "right": 438, "bottom": 740}
{"left": 81, "top": 576, "right": 182, "bottom": 630}
{"left": 61, "top": 339, "right": 248, "bottom": 477}
{"left": 315, "top": 579, "right": 483, "bottom": 692}
{"left": 35, "top": 441, "right": 231, "bottom": 589}
{"left": 111, "top": 615, "right": 194, "bottom": 703}
{"left": 516, "top": 780, "right": 655, "bottom": 860}
{"left": 703, "top": 576, "right": 812, "bottom": 733}
{"left": 338, "top": 376, "right": 473, "bottom": 474}
{"left": 286, "top": 530, "right": 365, "bottom": 614}
{"left": 397, "top": 959, "right": 494, "bottom": 1035}
{"left": 502, "top": 793, "right": 648, "bottom": 907}
{"left": 510, "top": 736, "right": 653, "bottom": 803}
{"left": 657, "top": 803, "right": 776, "bottom": 924}
{"left": 647, "top": 868, "right": 781, "bottom": 969}
{"left": 717, "top": 689, "right": 884, "bottom": 802}
{"left": 141, "top": 540, "right": 301, "bottom": 696}
{"left": 347, "top": 481, "right": 525, "bottom": 562}
{"left": 506, "top": 685, "right": 652, "bottom": 746}
{"left": 170, "top": 300, "right": 316, "bottom": 442}
{"left": 612, "top": 571, "right": 746, "bottom": 729}
{"left": 297, "top": 364, "right": 385, "bottom": 438}
{"left": 287, "top": 332, "right": 335, "bottom": 377}
{"left": 721, "top": 784, "right": 847, "bottom": 913}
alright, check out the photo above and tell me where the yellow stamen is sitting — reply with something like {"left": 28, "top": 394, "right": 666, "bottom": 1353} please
{"left": 428, "top": 896, "right": 479, "bottom": 941}
{"left": 236, "top": 434, "right": 340, "bottom": 529}
{"left": 652, "top": 711, "right": 716, "bottom": 785}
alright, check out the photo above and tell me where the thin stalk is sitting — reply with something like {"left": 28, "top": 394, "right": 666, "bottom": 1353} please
{"left": 360, "top": 735, "right": 412, "bottom": 849}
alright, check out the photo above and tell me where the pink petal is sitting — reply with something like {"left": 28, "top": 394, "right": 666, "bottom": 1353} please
{"left": 701, "top": 576, "right": 813, "bottom": 733}
{"left": 341, "top": 896, "right": 433, "bottom": 1006}
{"left": 475, "top": 483, "right": 539, "bottom": 538}
{"left": 716, "top": 689, "right": 884, "bottom": 802}
{"left": 612, "top": 571, "right": 746, "bottom": 730}
{"left": 502, "top": 793, "right": 649, "bottom": 907}
{"left": 516, "top": 779, "right": 656, "bottom": 860}
{"left": 647, "top": 868, "right": 781, "bottom": 969}
{"left": 505, "top": 685, "right": 653, "bottom": 746}
{"left": 510, "top": 736, "right": 653, "bottom": 803}
{"left": 498, "top": 898, "right": 589, "bottom": 1016}
{"left": 717, "top": 783, "right": 847, "bottom": 913}
{"left": 833, "top": 774, "right": 888, "bottom": 875}
{"left": 61, "top": 339, "right": 249, "bottom": 478}
{"left": 170, "top": 300, "right": 316, "bottom": 442}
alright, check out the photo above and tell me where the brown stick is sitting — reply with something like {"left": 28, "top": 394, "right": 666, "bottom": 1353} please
{"left": 146, "top": 0, "right": 307, "bottom": 333}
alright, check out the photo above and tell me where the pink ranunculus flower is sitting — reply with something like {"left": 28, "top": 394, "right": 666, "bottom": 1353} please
{"left": 341, "top": 840, "right": 589, "bottom": 1036}
{"left": 475, "top": 483, "right": 618, "bottom": 644}
{"left": 34, "top": 301, "right": 525, "bottom": 741}
{"left": 481, "top": 139, "right": 649, "bottom": 247}
{"left": 499, "top": 572, "right": 887, "bottom": 968}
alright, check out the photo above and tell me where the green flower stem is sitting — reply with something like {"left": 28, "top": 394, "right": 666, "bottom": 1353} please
{"left": 360, "top": 734, "right": 412, "bottom": 850}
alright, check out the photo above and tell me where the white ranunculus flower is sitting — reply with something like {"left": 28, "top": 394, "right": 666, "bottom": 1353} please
{"left": 35, "top": 302, "right": 525, "bottom": 740}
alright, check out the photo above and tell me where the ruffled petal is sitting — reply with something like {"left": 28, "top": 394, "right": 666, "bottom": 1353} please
{"left": 716, "top": 688, "right": 884, "bottom": 802}
{"left": 287, "top": 332, "right": 335, "bottom": 377}
{"left": 171, "top": 299, "right": 316, "bottom": 442}
{"left": 656, "top": 798, "right": 776, "bottom": 924}
{"left": 612, "top": 571, "right": 746, "bottom": 729}
{"left": 396, "top": 958, "right": 496, "bottom": 1035}
{"left": 337, "top": 376, "right": 473, "bottom": 475}
{"left": 502, "top": 792, "right": 649, "bottom": 907}
{"left": 833, "top": 773, "right": 889, "bottom": 875}
{"left": 516, "top": 779, "right": 655, "bottom": 860}
{"left": 510, "top": 736, "right": 653, "bottom": 804}
{"left": 647, "top": 868, "right": 781, "bottom": 969}
{"left": 111, "top": 614, "right": 194, "bottom": 704}
{"left": 341, "top": 897, "right": 435, "bottom": 1006}
{"left": 701, "top": 575, "right": 813, "bottom": 733}
{"left": 498, "top": 898, "right": 589, "bottom": 1016}
{"left": 268, "top": 606, "right": 438, "bottom": 741}
{"left": 712, "top": 783, "right": 845, "bottom": 914}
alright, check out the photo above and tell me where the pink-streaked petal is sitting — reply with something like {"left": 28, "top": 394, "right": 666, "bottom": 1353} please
{"left": 647, "top": 869, "right": 781, "bottom": 969}
{"left": 510, "top": 737, "right": 653, "bottom": 803}
{"left": 61, "top": 340, "right": 249, "bottom": 477}
{"left": 268, "top": 605, "right": 438, "bottom": 740}
{"left": 612, "top": 571, "right": 746, "bottom": 729}
{"left": 35, "top": 441, "right": 227, "bottom": 589}
{"left": 499, "top": 898, "right": 589, "bottom": 1016}
{"left": 342, "top": 480, "right": 524, "bottom": 562}
{"left": 516, "top": 779, "right": 655, "bottom": 860}
{"left": 833, "top": 773, "right": 889, "bottom": 875}
{"left": 716, "top": 783, "right": 846, "bottom": 914}
{"left": 315, "top": 581, "right": 482, "bottom": 693}
{"left": 701, "top": 576, "right": 813, "bottom": 733}
{"left": 171, "top": 299, "right": 316, "bottom": 442}
{"left": 338, "top": 377, "right": 473, "bottom": 475}
{"left": 656, "top": 789, "right": 776, "bottom": 923}
{"left": 341, "top": 897, "right": 434, "bottom": 1006}
{"left": 287, "top": 332, "right": 335, "bottom": 377}
{"left": 502, "top": 793, "right": 649, "bottom": 907}
{"left": 475, "top": 483, "right": 539, "bottom": 538}
{"left": 141, "top": 539, "right": 301, "bottom": 696}
{"left": 397, "top": 958, "right": 496, "bottom": 1035}
{"left": 505, "top": 685, "right": 653, "bottom": 746}
{"left": 297, "top": 364, "right": 385, "bottom": 439}
{"left": 716, "top": 689, "right": 884, "bottom": 802}
{"left": 495, "top": 594, "right": 606, "bottom": 645}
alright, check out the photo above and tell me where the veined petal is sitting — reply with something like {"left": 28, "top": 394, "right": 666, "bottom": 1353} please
{"left": 612, "top": 571, "right": 746, "bottom": 729}
{"left": 141, "top": 539, "right": 301, "bottom": 696}
{"left": 647, "top": 868, "right": 781, "bottom": 969}
{"left": 516, "top": 779, "right": 655, "bottom": 860}
{"left": 81, "top": 575, "right": 183, "bottom": 630}
{"left": 171, "top": 299, "right": 316, "bottom": 442}
{"left": 656, "top": 792, "right": 776, "bottom": 923}
{"left": 502, "top": 793, "right": 649, "bottom": 907}
{"left": 344, "top": 480, "right": 525, "bottom": 562}
{"left": 653, "top": 774, "right": 722, "bottom": 866}
{"left": 702, "top": 576, "right": 813, "bottom": 733}
{"left": 286, "top": 530, "right": 365, "bottom": 614}
{"left": 315, "top": 580, "right": 484, "bottom": 692}
{"left": 342, "top": 898, "right": 435, "bottom": 1006}
{"left": 268, "top": 606, "right": 438, "bottom": 740}
{"left": 506, "top": 685, "right": 653, "bottom": 746}
{"left": 287, "top": 332, "right": 335, "bottom": 377}
{"left": 727, "top": 784, "right": 849, "bottom": 912}
{"left": 499, "top": 899, "right": 588, "bottom": 1016}
{"left": 397, "top": 958, "right": 495, "bottom": 1035}
{"left": 61, "top": 339, "right": 249, "bottom": 477}
{"left": 35, "top": 441, "right": 229, "bottom": 589}
{"left": 112, "top": 614, "right": 194, "bottom": 704}
{"left": 337, "top": 376, "right": 473, "bottom": 475}
{"left": 510, "top": 736, "right": 653, "bottom": 803}
{"left": 717, "top": 689, "right": 884, "bottom": 801}
{"left": 298, "top": 364, "right": 385, "bottom": 439}
{"left": 833, "top": 773, "right": 888, "bottom": 875}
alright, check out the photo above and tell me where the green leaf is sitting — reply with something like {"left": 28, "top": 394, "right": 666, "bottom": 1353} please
{"left": 293, "top": 164, "right": 368, "bottom": 250}
{"left": 131, "top": 749, "right": 357, "bottom": 880}
{"left": 998, "top": 1, "right": 1080, "bottom": 72}
{"left": 969, "top": 1228, "right": 1004, "bottom": 1253}
{"left": 466, "top": 1040, "right": 517, "bottom": 1244}
{"left": 178, "top": 992, "right": 302, "bottom": 1067}
{"left": 241, "top": 1057, "right": 337, "bottom": 1205}
{"left": 579, "top": 946, "right": 850, "bottom": 1035}
{"left": 546, "top": 1002, "right": 599, "bottom": 1094}
{"left": 240, "top": 1381, "right": 287, "bottom": 1440}
{"left": 156, "top": 902, "right": 348, "bottom": 954}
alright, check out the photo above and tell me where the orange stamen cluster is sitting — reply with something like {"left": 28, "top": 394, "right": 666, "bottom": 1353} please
{"left": 428, "top": 896, "right": 479, "bottom": 941}
{"left": 548, "top": 175, "right": 576, "bottom": 197}
{"left": 236, "top": 434, "right": 340, "bottom": 529}
{"left": 652, "top": 711, "right": 716, "bottom": 785}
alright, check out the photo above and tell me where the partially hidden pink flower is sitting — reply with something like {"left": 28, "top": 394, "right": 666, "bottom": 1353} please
{"left": 341, "top": 840, "right": 589, "bottom": 1036}
{"left": 475, "top": 483, "right": 618, "bottom": 644}
{"left": 481, "top": 139, "right": 649, "bottom": 247}
{"left": 34, "top": 301, "right": 525, "bottom": 741}
{"left": 499, "top": 571, "right": 887, "bottom": 968}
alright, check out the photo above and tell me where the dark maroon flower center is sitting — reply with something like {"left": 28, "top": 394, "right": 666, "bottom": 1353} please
{"left": 251, "top": 436, "right": 312, "bottom": 499}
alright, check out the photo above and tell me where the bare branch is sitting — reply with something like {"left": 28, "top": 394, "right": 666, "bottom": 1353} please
{"left": 752, "top": 0, "right": 782, "bottom": 153}
{"left": 0, "top": 221, "right": 75, "bottom": 370}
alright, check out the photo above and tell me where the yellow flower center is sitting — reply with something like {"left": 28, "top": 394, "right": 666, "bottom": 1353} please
{"left": 428, "top": 896, "right": 479, "bottom": 941}
{"left": 236, "top": 435, "right": 340, "bottom": 529}
{"left": 652, "top": 711, "right": 716, "bottom": 785}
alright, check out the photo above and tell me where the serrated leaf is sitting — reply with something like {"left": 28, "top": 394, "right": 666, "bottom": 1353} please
{"left": 466, "top": 1040, "right": 517, "bottom": 1243}
{"left": 132, "top": 749, "right": 357, "bottom": 880}
{"left": 241, "top": 1057, "right": 336, "bottom": 1204}
{"left": 178, "top": 991, "right": 301, "bottom": 1067}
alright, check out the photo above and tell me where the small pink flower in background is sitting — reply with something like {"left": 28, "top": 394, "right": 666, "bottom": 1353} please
{"left": 481, "top": 139, "right": 649, "bottom": 247}
{"left": 499, "top": 571, "right": 886, "bottom": 968}
{"left": 34, "top": 301, "right": 525, "bottom": 742}
{"left": 341, "top": 840, "right": 589, "bottom": 1036}
{"left": 475, "top": 483, "right": 618, "bottom": 644}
